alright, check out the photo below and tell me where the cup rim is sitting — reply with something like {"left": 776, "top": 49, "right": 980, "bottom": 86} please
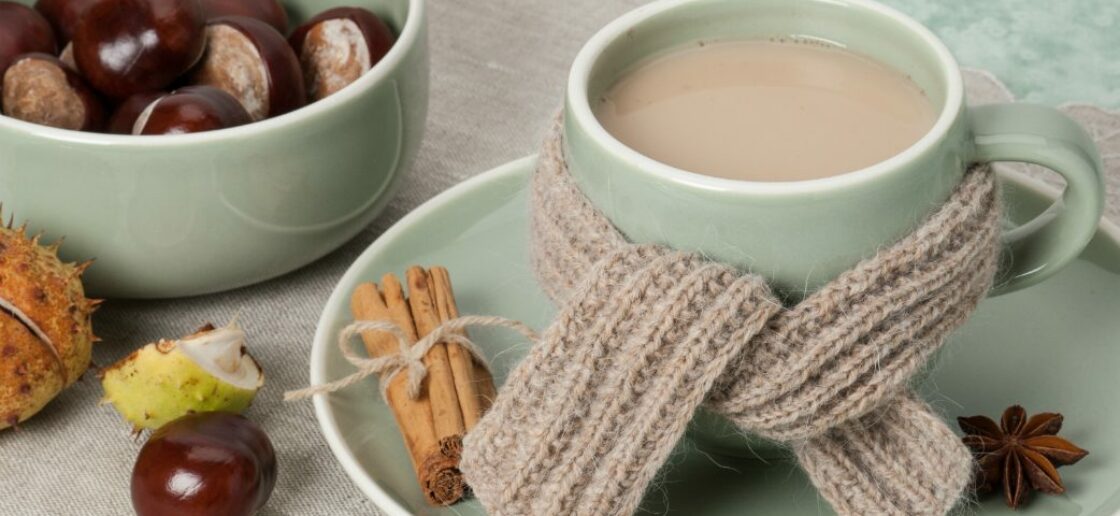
{"left": 566, "top": 0, "right": 964, "bottom": 195}
{"left": 0, "top": 0, "right": 424, "bottom": 147}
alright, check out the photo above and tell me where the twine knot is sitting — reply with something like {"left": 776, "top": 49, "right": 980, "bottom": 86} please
{"left": 284, "top": 315, "right": 538, "bottom": 402}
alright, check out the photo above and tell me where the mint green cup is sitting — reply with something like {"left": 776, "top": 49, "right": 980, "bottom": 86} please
{"left": 565, "top": 0, "right": 1105, "bottom": 298}
{"left": 563, "top": 0, "right": 1105, "bottom": 455}
{"left": 0, "top": 0, "right": 427, "bottom": 299}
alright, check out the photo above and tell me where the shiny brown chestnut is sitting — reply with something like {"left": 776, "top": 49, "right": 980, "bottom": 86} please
{"left": 189, "top": 15, "right": 304, "bottom": 120}
{"left": 34, "top": 0, "right": 99, "bottom": 44}
{"left": 132, "top": 412, "right": 276, "bottom": 516}
{"left": 200, "top": 0, "right": 288, "bottom": 34}
{"left": 2, "top": 52, "right": 103, "bottom": 131}
{"left": 288, "top": 7, "right": 395, "bottom": 101}
{"left": 107, "top": 91, "right": 166, "bottom": 134}
{"left": 122, "top": 85, "right": 251, "bottom": 135}
{"left": 72, "top": 0, "right": 207, "bottom": 100}
{"left": 0, "top": 2, "right": 57, "bottom": 79}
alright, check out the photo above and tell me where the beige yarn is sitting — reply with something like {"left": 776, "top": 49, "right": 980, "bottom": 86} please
{"left": 462, "top": 120, "right": 1003, "bottom": 516}
{"left": 283, "top": 315, "right": 539, "bottom": 402}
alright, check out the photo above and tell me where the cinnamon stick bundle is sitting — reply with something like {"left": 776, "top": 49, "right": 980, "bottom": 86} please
{"left": 350, "top": 266, "right": 496, "bottom": 506}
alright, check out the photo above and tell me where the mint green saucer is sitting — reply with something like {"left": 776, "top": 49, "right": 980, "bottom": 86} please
{"left": 311, "top": 156, "right": 1120, "bottom": 515}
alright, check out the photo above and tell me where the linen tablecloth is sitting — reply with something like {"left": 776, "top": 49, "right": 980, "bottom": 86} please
{"left": 2, "top": 1, "right": 1117, "bottom": 514}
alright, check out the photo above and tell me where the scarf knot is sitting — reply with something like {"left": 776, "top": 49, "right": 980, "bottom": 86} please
{"left": 461, "top": 119, "right": 1002, "bottom": 516}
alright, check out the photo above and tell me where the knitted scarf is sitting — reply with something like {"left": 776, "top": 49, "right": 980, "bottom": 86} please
{"left": 461, "top": 120, "right": 1002, "bottom": 516}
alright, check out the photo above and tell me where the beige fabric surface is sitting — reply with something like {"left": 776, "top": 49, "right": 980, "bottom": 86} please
{"left": 1, "top": 1, "right": 1117, "bottom": 515}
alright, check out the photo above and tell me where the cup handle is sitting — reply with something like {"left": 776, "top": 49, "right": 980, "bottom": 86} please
{"left": 970, "top": 103, "right": 1105, "bottom": 296}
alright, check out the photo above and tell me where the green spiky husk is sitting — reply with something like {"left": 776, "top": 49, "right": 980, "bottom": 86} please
{"left": 100, "top": 340, "right": 258, "bottom": 431}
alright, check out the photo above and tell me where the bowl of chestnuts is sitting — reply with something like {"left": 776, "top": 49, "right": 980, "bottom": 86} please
{"left": 0, "top": 0, "right": 427, "bottom": 298}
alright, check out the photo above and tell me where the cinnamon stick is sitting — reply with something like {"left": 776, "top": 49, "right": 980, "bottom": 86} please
{"left": 352, "top": 278, "right": 463, "bottom": 506}
{"left": 429, "top": 266, "right": 497, "bottom": 427}
{"left": 405, "top": 267, "right": 467, "bottom": 441}
{"left": 350, "top": 268, "right": 498, "bottom": 506}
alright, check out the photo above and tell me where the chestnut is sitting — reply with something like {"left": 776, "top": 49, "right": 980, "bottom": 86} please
{"left": 72, "top": 0, "right": 207, "bottom": 100}
{"left": 58, "top": 41, "right": 75, "bottom": 68}
{"left": 188, "top": 16, "right": 304, "bottom": 120}
{"left": 288, "top": 7, "right": 395, "bottom": 101}
{"left": 2, "top": 53, "right": 103, "bottom": 131}
{"left": 0, "top": 2, "right": 57, "bottom": 80}
{"left": 106, "top": 90, "right": 166, "bottom": 134}
{"left": 33, "top": 0, "right": 99, "bottom": 44}
{"left": 132, "top": 412, "right": 276, "bottom": 516}
{"left": 116, "top": 85, "right": 251, "bottom": 135}
{"left": 200, "top": 0, "right": 288, "bottom": 34}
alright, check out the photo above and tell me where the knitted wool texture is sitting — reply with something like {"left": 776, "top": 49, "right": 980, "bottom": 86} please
{"left": 461, "top": 121, "right": 1002, "bottom": 516}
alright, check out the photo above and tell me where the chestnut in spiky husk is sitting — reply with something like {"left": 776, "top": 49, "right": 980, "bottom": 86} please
{"left": 0, "top": 220, "right": 98, "bottom": 431}
{"left": 101, "top": 319, "right": 263, "bottom": 431}
{"left": 288, "top": 7, "right": 394, "bottom": 101}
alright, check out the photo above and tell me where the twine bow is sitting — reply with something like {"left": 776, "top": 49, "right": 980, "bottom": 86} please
{"left": 284, "top": 315, "right": 538, "bottom": 402}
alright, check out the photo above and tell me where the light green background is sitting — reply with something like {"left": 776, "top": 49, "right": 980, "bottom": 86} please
{"left": 884, "top": 0, "right": 1118, "bottom": 108}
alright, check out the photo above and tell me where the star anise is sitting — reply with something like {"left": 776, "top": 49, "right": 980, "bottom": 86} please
{"left": 958, "top": 405, "right": 1089, "bottom": 509}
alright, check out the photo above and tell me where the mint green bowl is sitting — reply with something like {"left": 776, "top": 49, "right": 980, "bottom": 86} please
{"left": 0, "top": 0, "right": 428, "bottom": 299}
